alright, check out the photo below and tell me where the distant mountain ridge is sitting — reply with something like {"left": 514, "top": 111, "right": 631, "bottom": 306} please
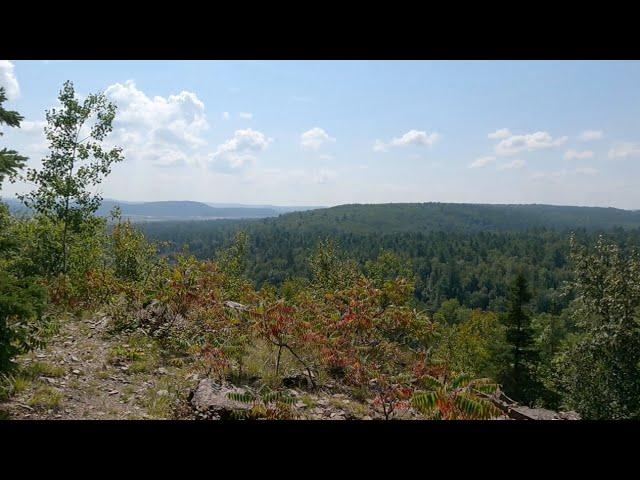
{"left": 1, "top": 198, "right": 321, "bottom": 221}
{"left": 3, "top": 198, "right": 640, "bottom": 229}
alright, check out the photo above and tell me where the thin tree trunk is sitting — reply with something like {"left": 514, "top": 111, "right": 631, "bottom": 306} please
{"left": 283, "top": 344, "right": 316, "bottom": 388}
{"left": 275, "top": 344, "right": 283, "bottom": 376}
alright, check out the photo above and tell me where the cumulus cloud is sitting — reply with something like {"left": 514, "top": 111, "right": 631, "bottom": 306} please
{"left": 209, "top": 128, "right": 272, "bottom": 170}
{"left": 469, "top": 156, "right": 496, "bottom": 168}
{"left": 374, "top": 129, "right": 440, "bottom": 152}
{"left": 239, "top": 112, "right": 253, "bottom": 120}
{"left": 0, "top": 119, "right": 48, "bottom": 162}
{"left": 579, "top": 130, "right": 603, "bottom": 142}
{"left": 488, "top": 128, "right": 511, "bottom": 140}
{"left": 494, "top": 131, "right": 567, "bottom": 156}
{"left": 300, "top": 127, "right": 336, "bottom": 150}
{"left": 564, "top": 149, "right": 594, "bottom": 160}
{"left": 498, "top": 159, "right": 526, "bottom": 170}
{"left": 608, "top": 142, "right": 640, "bottom": 159}
{"left": 0, "top": 60, "right": 19, "bottom": 100}
{"left": 104, "top": 80, "right": 209, "bottom": 167}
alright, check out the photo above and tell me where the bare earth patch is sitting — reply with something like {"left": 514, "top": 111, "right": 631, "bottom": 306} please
{"left": 0, "top": 315, "right": 196, "bottom": 420}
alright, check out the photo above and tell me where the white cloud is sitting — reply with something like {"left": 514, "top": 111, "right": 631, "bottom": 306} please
{"left": 498, "top": 159, "right": 526, "bottom": 170}
{"left": 564, "top": 149, "right": 594, "bottom": 160}
{"left": 488, "top": 128, "right": 511, "bottom": 140}
{"left": 374, "top": 129, "right": 440, "bottom": 152}
{"left": 532, "top": 167, "right": 600, "bottom": 180}
{"left": 579, "top": 130, "right": 603, "bottom": 142}
{"left": 494, "top": 131, "right": 567, "bottom": 156}
{"left": 0, "top": 60, "right": 19, "bottom": 100}
{"left": 209, "top": 128, "right": 272, "bottom": 170}
{"left": 239, "top": 112, "right": 253, "bottom": 120}
{"left": 222, "top": 112, "right": 230, "bottom": 120}
{"left": 104, "top": 80, "right": 209, "bottom": 168}
{"left": 608, "top": 142, "right": 640, "bottom": 159}
{"left": 300, "top": 127, "right": 336, "bottom": 150}
{"left": 242, "top": 167, "right": 337, "bottom": 187}
{"left": 319, "top": 154, "right": 334, "bottom": 160}
{"left": 575, "top": 167, "right": 599, "bottom": 176}
{"left": 469, "top": 156, "right": 495, "bottom": 168}
{"left": 373, "top": 140, "right": 387, "bottom": 152}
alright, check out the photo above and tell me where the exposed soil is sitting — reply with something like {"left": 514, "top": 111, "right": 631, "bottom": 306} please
{"left": 0, "top": 314, "right": 195, "bottom": 420}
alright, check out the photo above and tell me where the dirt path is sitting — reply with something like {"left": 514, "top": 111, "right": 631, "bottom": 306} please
{"left": 1, "top": 314, "right": 191, "bottom": 420}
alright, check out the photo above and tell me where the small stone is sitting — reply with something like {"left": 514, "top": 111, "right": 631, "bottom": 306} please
{"left": 157, "top": 367, "right": 167, "bottom": 375}
{"left": 295, "top": 401, "right": 307, "bottom": 409}
{"left": 156, "top": 389, "right": 169, "bottom": 397}
{"left": 72, "top": 369, "right": 81, "bottom": 375}
{"left": 108, "top": 390, "right": 119, "bottom": 396}
{"left": 70, "top": 355, "right": 80, "bottom": 362}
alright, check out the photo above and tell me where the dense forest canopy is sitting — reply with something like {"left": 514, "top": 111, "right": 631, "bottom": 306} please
{"left": 139, "top": 204, "right": 640, "bottom": 315}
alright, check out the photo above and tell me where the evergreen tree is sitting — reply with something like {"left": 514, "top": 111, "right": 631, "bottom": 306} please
{"left": 500, "top": 272, "right": 540, "bottom": 404}
{"left": 0, "top": 90, "right": 45, "bottom": 374}
{"left": 0, "top": 87, "right": 27, "bottom": 186}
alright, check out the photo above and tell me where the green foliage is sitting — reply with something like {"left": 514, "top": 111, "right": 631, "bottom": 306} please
{"left": 308, "top": 238, "right": 359, "bottom": 292}
{"left": 0, "top": 271, "right": 47, "bottom": 371}
{"left": 227, "top": 386, "right": 296, "bottom": 419}
{"left": 19, "top": 80, "right": 123, "bottom": 274}
{"left": 433, "top": 308, "right": 509, "bottom": 381}
{"left": 141, "top": 217, "right": 619, "bottom": 315}
{"left": 107, "top": 207, "right": 158, "bottom": 282}
{"left": 411, "top": 374, "right": 500, "bottom": 420}
{"left": 554, "top": 235, "right": 640, "bottom": 419}
{"left": 499, "top": 273, "right": 542, "bottom": 405}
{"left": 0, "top": 87, "right": 27, "bottom": 186}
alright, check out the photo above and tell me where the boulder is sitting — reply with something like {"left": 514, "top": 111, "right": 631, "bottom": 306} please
{"left": 189, "top": 379, "right": 252, "bottom": 420}
{"left": 282, "top": 372, "right": 315, "bottom": 389}
{"left": 485, "top": 390, "right": 581, "bottom": 420}
{"left": 223, "top": 301, "right": 248, "bottom": 312}
{"left": 135, "top": 300, "right": 184, "bottom": 338}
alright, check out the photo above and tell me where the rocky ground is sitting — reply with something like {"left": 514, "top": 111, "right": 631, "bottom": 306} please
{"left": 0, "top": 313, "right": 578, "bottom": 421}
{"left": 0, "top": 314, "right": 198, "bottom": 420}
{"left": 0, "top": 313, "right": 403, "bottom": 420}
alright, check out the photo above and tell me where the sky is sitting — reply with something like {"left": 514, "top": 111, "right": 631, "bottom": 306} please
{"left": 1, "top": 60, "right": 639, "bottom": 208}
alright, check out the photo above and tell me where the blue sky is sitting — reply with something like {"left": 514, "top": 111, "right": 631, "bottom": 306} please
{"left": 1, "top": 60, "right": 639, "bottom": 208}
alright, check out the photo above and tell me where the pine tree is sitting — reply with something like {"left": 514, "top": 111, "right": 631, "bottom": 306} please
{"left": 0, "top": 87, "right": 27, "bottom": 186}
{"left": 0, "top": 88, "right": 45, "bottom": 374}
{"left": 500, "top": 273, "right": 540, "bottom": 404}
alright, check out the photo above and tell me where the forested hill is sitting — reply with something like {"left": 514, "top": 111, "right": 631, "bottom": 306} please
{"left": 1, "top": 198, "right": 318, "bottom": 221}
{"left": 139, "top": 202, "right": 640, "bottom": 315}
{"left": 267, "top": 203, "right": 640, "bottom": 234}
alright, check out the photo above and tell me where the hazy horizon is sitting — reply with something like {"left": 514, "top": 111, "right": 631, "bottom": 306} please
{"left": 2, "top": 60, "right": 640, "bottom": 209}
